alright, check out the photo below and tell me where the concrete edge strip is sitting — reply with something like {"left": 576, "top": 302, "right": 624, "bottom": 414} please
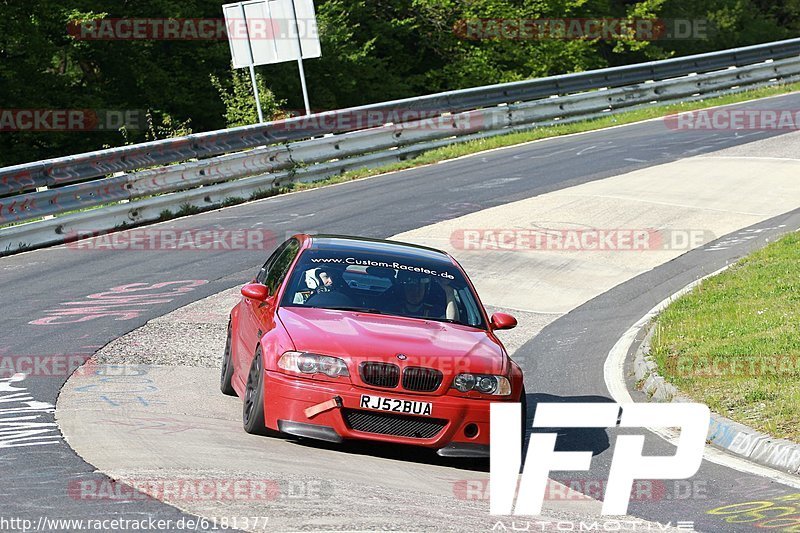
{"left": 604, "top": 264, "right": 800, "bottom": 486}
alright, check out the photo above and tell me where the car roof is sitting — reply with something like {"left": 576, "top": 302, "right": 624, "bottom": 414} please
{"left": 306, "top": 234, "right": 453, "bottom": 263}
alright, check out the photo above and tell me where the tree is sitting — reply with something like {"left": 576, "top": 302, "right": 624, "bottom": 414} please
{"left": 0, "top": 0, "right": 797, "bottom": 167}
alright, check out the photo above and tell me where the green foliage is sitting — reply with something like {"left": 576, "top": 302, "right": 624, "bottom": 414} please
{"left": 221, "top": 196, "right": 244, "bottom": 207}
{"left": 210, "top": 69, "right": 283, "bottom": 127}
{"left": 143, "top": 111, "right": 193, "bottom": 141}
{"left": 0, "top": 0, "right": 798, "bottom": 166}
{"left": 177, "top": 203, "right": 202, "bottom": 216}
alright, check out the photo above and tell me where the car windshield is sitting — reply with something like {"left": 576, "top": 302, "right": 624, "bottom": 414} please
{"left": 280, "top": 249, "right": 486, "bottom": 328}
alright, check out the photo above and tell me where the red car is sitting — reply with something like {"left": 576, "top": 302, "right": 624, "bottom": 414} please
{"left": 221, "top": 234, "right": 524, "bottom": 457}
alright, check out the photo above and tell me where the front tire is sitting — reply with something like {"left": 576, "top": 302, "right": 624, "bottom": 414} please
{"left": 243, "top": 347, "right": 269, "bottom": 435}
{"left": 220, "top": 321, "right": 236, "bottom": 396}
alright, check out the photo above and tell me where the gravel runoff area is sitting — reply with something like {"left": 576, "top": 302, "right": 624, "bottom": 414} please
{"left": 79, "top": 464, "right": 695, "bottom": 532}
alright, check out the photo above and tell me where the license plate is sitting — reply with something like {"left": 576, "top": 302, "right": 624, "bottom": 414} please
{"left": 360, "top": 394, "right": 432, "bottom": 416}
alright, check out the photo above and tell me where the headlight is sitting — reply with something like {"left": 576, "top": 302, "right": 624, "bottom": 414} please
{"left": 476, "top": 376, "right": 498, "bottom": 394}
{"left": 452, "top": 373, "right": 511, "bottom": 396}
{"left": 278, "top": 351, "right": 349, "bottom": 378}
{"left": 453, "top": 373, "right": 476, "bottom": 392}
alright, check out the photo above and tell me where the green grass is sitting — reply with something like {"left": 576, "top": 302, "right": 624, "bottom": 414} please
{"left": 4, "top": 81, "right": 800, "bottom": 234}
{"left": 650, "top": 232, "right": 800, "bottom": 441}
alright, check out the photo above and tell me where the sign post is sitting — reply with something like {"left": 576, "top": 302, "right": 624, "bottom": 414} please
{"left": 237, "top": 2, "right": 264, "bottom": 123}
{"left": 289, "top": 0, "right": 312, "bottom": 115}
{"left": 222, "top": 0, "right": 321, "bottom": 122}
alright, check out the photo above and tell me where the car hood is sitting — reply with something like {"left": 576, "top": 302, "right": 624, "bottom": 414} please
{"left": 277, "top": 306, "right": 507, "bottom": 376}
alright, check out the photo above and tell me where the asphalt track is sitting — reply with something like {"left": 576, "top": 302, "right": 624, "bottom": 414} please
{"left": 2, "top": 93, "right": 800, "bottom": 531}
{"left": 525, "top": 207, "right": 800, "bottom": 530}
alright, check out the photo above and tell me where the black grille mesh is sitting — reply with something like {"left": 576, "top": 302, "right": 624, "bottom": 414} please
{"left": 360, "top": 362, "right": 400, "bottom": 388}
{"left": 402, "top": 367, "right": 443, "bottom": 392}
{"left": 343, "top": 409, "right": 447, "bottom": 439}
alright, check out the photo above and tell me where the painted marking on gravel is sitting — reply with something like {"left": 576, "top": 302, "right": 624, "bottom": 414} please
{"left": 29, "top": 280, "right": 208, "bottom": 325}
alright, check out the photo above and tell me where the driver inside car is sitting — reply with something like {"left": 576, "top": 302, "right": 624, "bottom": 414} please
{"left": 313, "top": 268, "right": 335, "bottom": 292}
{"left": 391, "top": 272, "right": 458, "bottom": 320}
{"left": 303, "top": 266, "right": 358, "bottom": 307}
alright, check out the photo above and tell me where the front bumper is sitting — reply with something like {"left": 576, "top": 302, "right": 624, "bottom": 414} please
{"left": 263, "top": 370, "right": 497, "bottom": 455}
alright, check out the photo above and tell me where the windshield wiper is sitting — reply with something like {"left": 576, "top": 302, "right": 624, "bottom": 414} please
{"left": 425, "top": 317, "right": 473, "bottom": 327}
{"left": 325, "top": 306, "right": 384, "bottom": 315}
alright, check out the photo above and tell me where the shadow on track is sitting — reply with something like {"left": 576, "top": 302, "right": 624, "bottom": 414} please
{"left": 523, "top": 393, "right": 613, "bottom": 466}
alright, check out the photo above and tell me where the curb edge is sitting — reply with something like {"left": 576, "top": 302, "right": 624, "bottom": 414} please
{"left": 631, "top": 316, "right": 800, "bottom": 477}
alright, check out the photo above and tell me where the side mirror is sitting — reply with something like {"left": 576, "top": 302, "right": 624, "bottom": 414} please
{"left": 491, "top": 312, "right": 517, "bottom": 331}
{"left": 241, "top": 283, "right": 270, "bottom": 302}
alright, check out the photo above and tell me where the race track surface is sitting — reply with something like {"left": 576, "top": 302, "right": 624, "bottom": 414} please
{"left": 2, "top": 94, "right": 800, "bottom": 531}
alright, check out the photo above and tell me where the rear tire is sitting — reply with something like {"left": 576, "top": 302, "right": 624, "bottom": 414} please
{"left": 243, "top": 347, "right": 269, "bottom": 435}
{"left": 220, "top": 321, "right": 236, "bottom": 396}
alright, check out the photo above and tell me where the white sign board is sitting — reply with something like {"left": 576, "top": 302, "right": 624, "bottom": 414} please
{"left": 223, "top": 0, "right": 321, "bottom": 68}
{"left": 291, "top": 0, "right": 322, "bottom": 59}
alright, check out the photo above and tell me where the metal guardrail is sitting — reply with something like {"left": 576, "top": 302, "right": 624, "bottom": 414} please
{"left": 2, "top": 37, "right": 800, "bottom": 254}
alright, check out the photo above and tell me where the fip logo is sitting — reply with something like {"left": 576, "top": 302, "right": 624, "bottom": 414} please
{"left": 490, "top": 402, "right": 710, "bottom": 515}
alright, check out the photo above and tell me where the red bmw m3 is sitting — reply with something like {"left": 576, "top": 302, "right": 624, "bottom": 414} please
{"left": 221, "top": 234, "right": 524, "bottom": 457}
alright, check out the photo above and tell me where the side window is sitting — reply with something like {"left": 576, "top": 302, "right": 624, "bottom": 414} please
{"left": 264, "top": 239, "right": 300, "bottom": 294}
{"left": 256, "top": 240, "right": 289, "bottom": 284}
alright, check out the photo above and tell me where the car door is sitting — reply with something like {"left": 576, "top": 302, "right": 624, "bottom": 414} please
{"left": 237, "top": 238, "right": 300, "bottom": 376}
{"left": 235, "top": 240, "right": 288, "bottom": 373}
